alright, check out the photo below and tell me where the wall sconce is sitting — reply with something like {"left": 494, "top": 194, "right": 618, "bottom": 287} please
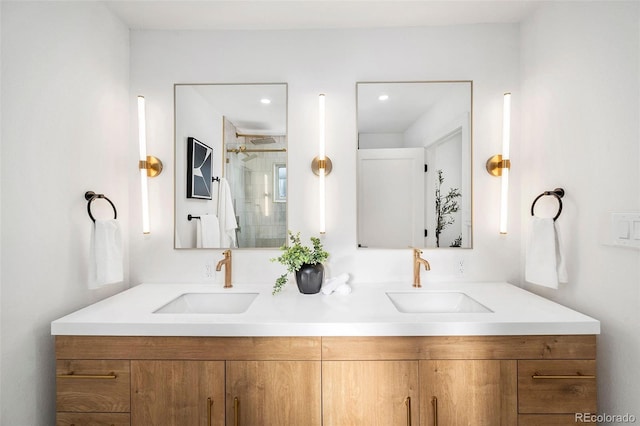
{"left": 486, "top": 92, "right": 511, "bottom": 234}
{"left": 311, "top": 94, "right": 333, "bottom": 234}
{"left": 137, "top": 95, "right": 163, "bottom": 234}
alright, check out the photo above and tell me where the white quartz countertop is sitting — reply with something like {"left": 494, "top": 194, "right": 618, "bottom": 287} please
{"left": 50, "top": 282, "right": 600, "bottom": 337}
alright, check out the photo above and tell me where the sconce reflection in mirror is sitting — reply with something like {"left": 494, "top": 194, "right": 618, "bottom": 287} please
{"left": 486, "top": 92, "right": 511, "bottom": 234}
{"left": 137, "top": 95, "right": 163, "bottom": 234}
{"left": 312, "top": 94, "right": 333, "bottom": 234}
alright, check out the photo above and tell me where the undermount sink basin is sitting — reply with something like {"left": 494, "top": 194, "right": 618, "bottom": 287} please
{"left": 386, "top": 292, "right": 492, "bottom": 313}
{"left": 154, "top": 293, "right": 258, "bottom": 314}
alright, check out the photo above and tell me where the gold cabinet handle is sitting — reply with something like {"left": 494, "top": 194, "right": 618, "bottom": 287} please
{"left": 405, "top": 396, "right": 412, "bottom": 426}
{"left": 69, "top": 423, "right": 115, "bottom": 426}
{"left": 532, "top": 372, "right": 596, "bottom": 379}
{"left": 207, "top": 397, "right": 213, "bottom": 426}
{"left": 56, "top": 372, "right": 117, "bottom": 379}
{"left": 431, "top": 396, "right": 438, "bottom": 426}
{"left": 234, "top": 396, "right": 239, "bottom": 426}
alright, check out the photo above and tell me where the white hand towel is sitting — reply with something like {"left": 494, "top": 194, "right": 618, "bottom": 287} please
{"left": 197, "top": 214, "right": 221, "bottom": 248}
{"left": 321, "top": 273, "right": 350, "bottom": 295}
{"left": 217, "top": 178, "right": 238, "bottom": 248}
{"left": 525, "top": 217, "right": 568, "bottom": 289}
{"left": 333, "top": 283, "right": 352, "bottom": 295}
{"left": 89, "top": 219, "right": 123, "bottom": 289}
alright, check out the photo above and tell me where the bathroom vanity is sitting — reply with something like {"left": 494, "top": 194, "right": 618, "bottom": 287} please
{"left": 52, "top": 282, "right": 599, "bottom": 426}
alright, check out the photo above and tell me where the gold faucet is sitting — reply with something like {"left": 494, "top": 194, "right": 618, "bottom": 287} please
{"left": 413, "top": 248, "right": 430, "bottom": 288}
{"left": 215, "top": 249, "right": 232, "bottom": 288}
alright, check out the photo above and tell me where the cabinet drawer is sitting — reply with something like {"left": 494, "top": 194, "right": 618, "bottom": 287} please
{"left": 518, "top": 360, "right": 596, "bottom": 414}
{"left": 56, "top": 360, "right": 130, "bottom": 412}
{"left": 519, "top": 414, "right": 592, "bottom": 425}
{"left": 56, "top": 412, "right": 130, "bottom": 426}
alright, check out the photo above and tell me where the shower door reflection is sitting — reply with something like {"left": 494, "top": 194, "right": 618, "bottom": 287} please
{"left": 225, "top": 120, "right": 287, "bottom": 248}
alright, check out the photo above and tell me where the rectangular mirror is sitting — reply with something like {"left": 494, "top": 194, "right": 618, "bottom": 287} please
{"left": 175, "top": 83, "right": 288, "bottom": 249}
{"left": 357, "top": 81, "right": 472, "bottom": 249}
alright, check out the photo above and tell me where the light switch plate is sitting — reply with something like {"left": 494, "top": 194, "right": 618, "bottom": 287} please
{"left": 633, "top": 221, "right": 640, "bottom": 240}
{"left": 616, "top": 220, "right": 630, "bottom": 239}
{"left": 610, "top": 213, "right": 640, "bottom": 249}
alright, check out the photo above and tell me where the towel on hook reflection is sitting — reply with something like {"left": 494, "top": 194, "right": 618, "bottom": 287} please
{"left": 89, "top": 219, "right": 123, "bottom": 289}
{"left": 196, "top": 214, "right": 221, "bottom": 248}
{"left": 218, "top": 177, "right": 238, "bottom": 248}
{"left": 525, "top": 217, "right": 568, "bottom": 289}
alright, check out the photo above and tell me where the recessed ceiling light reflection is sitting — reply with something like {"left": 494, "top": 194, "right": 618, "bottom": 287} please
{"left": 378, "top": 94, "right": 389, "bottom": 101}
{"left": 260, "top": 98, "right": 272, "bottom": 104}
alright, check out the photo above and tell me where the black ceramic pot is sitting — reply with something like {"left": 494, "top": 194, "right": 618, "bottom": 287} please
{"left": 295, "top": 263, "right": 324, "bottom": 294}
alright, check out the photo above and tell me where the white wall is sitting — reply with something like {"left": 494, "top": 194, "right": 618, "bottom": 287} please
{"left": 0, "top": 3, "right": 130, "bottom": 424}
{"left": 520, "top": 1, "right": 640, "bottom": 419}
{"left": 129, "top": 24, "right": 521, "bottom": 287}
{"left": 359, "top": 132, "right": 404, "bottom": 148}
{"left": 404, "top": 85, "right": 469, "bottom": 148}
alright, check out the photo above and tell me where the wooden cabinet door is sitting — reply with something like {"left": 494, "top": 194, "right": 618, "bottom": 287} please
{"left": 519, "top": 414, "right": 589, "bottom": 425}
{"left": 322, "top": 361, "right": 418, "bottom": 426}
{"left": 131, "top": 360, "right": 225, "bottom": 426}
{"left": 420, "top": 360, "right": 517, "bottom": 426}
{"left": 226, "top": 361, "right": 321, "bottom": 426}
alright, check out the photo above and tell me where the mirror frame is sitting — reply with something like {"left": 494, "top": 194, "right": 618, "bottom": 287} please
{"left": 173, "top": 82, "right": 289, "bottom": 250}
{"left": 355, "top": 80, "right": 473, "bottom": 250}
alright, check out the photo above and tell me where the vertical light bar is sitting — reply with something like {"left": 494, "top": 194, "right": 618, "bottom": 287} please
{"left": 318, "top": 94, "right": 326, "bottom": 234}
{"left": 499, "top": 92, "right": 511, "bottom": 234}
{"left": 137, "top": 95, "right": 150, "bottom": 234}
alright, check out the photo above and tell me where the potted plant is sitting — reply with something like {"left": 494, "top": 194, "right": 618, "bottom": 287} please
{"left": 271, "top": 231, "right": 329, "bottom": 295}
{"left": 435, "top": 169, "right": 462, "bottom": 248}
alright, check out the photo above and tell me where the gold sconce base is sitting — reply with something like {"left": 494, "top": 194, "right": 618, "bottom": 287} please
{"left": 311, "top": 156, "right": 333, "bottom": 176}
{"left": 139, "top": 155, "right": 163, "bottom": 178}
{"left": 486, "top": 154, "right": 511, "bottom": 177}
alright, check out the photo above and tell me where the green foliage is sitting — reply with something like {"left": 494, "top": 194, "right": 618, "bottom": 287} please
{"left": 435, "top": 169, "right": 462, "bottom": 248}
{"left": 270, "top": 231, "right": 329, "bottom": 295}
{"left": 450, "top": 235, "right": 463, "bottom": 248}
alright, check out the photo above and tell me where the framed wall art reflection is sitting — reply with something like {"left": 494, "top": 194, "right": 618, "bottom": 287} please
{"left": 186, "top": 137, "right": 213, "bottom": 199}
